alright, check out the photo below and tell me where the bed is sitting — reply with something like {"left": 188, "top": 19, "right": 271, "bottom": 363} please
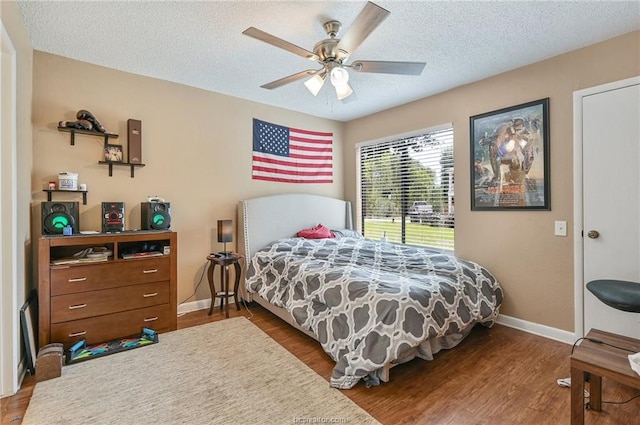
{"left": 238, "top": 193, "right": 503, "bottom": 389}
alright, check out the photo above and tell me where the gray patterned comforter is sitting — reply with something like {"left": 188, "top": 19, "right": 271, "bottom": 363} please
{"left": 245, "top": 237, "right": 503, "bottom": 389}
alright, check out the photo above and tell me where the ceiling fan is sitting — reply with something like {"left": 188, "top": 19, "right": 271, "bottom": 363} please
{"left": 242, "top": 1, "right": 426, "bottom": 102}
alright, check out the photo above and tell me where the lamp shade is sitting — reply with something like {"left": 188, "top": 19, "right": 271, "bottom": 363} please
{"left": 329, "top": 67, "right": 353, "bottom": 100}
{"left": 335, "top": 83, "right": 353, "bottom": 100}
{"left": 217, "top": 220, "right": 233, "bottom": 243}
{"left": 304, "top": 73, "right": 326, "bottom": 96}
{"left": 330, "top": 67, "right": 349, "bottom": 87}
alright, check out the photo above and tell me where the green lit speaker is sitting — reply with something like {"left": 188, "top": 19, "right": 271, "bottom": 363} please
{"left": 41, "top": 202, "right": 79, "bottom": 235}
{"left": 141, "top": 202, "right": 171, "bottom": 230}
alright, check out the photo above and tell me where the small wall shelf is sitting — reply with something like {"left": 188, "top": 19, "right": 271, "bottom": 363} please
{"left": 98, "top": 161, "right": 146, "bottom": 178}
{"left": 43, "top": 189, "right": 88, "bottom": 205}
{"left": 57, "top": 120, "right": 145, "bottom": 178}
{"left": 58, "top": 126, "right": 119, "bottom": 146}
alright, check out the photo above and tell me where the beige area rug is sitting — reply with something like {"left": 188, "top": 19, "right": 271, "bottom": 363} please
{"left": 23, "top": 317, "right": 380, "bottom": 425}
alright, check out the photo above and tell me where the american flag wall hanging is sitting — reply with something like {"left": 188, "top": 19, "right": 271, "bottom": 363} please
{"left": 252, "top": 118, "right": 333, "bottom": 183}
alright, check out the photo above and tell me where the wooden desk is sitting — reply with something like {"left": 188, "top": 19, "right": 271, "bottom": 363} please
{"left": 570, "top": 329, "right": 640, "bottom": 424}
{"left": 206, "top": 253, "right": 241, "bottom": 318}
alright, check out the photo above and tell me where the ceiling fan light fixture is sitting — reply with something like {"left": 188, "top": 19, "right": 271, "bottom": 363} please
{"left": 335, "top": 83, "right": 354, "bottom": 100}
{"left": 244, "top": 2, "right": 427, "bottom": 105}
{"left": 304, "top": 73, "right": 325, "bottom": 96}
{"left": 330, "top": 66, "right": 350, "bottom": 87}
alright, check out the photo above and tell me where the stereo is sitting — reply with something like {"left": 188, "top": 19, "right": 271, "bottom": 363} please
{"left": 141, "top": 202, "right": 171, "bottom": 230}
{"left": 102, "top": 202, "right": 125, "bottom": 233}
{"left": 41, "top": 202, "right": 79, "bottom": 235}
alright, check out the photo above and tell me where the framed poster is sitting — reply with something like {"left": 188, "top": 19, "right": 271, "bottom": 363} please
{"left": 470, "top": 98, "right": 550, "bottom": 210}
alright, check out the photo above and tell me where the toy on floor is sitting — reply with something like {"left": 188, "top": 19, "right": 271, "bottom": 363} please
{"left": 66, "top": 328, "right": 158, "bottom": 365}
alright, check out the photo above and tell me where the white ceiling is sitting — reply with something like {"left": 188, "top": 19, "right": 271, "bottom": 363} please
{"left": 16, "top": 1, "right": 640, "bottom": 122}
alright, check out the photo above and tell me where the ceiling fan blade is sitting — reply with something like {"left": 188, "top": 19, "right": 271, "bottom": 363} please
{"left": 261, "top": 69, "right": 322, "bottom": 90}
{"left": 336, "top": 2, "right": 390, "bottom": 57}
{"left": 243, "top": 27, "right": 319, "bottom": 62}
{"left": 350, "top": 60, "right": 426, "bottom": 75}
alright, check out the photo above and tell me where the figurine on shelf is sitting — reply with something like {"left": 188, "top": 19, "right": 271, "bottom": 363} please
{"left": 76, "top": 110, "right": 107, "bottom": 133}
{"left": 58, "top": 120, "right": 93, "bottom": 131}
{"left": 58, "top": 109, "right": 117, "bottom": 136}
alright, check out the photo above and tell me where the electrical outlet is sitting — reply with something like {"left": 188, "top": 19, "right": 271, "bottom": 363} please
{"left": 554, "top": 220, "right": 567, "bottom": 237}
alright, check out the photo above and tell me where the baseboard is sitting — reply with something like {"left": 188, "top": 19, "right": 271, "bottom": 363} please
{"left": 496, "top": 314, "right": 576, "bottom": 345}
{"left": 178, "top": 297, "right": 238, "bottom": 316}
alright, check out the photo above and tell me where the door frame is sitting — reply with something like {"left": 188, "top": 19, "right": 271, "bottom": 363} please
{"left": 572, "top": 76, "right": 640, "bottom": 338}
{"left": 0, "top": 19, "right": 19, "bottom": 397}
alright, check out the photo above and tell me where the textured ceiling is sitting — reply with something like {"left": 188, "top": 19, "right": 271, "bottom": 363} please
{"left": 16, "top": 0, "right": 640, "bottom": 122}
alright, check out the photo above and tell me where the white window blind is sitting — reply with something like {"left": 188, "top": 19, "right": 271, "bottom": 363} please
{"left": 358, "top": 127, "right": 454, "bottom": 251}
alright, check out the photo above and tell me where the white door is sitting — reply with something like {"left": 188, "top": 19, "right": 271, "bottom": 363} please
{"left": 581, "top": 79, "right": 640, "bottom": 338}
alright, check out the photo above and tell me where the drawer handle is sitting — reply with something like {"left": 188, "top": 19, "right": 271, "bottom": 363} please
{"left": 68, "top": 303, "right": 87, "bottom": 310}
{"left": 144, "top": 316, "right": 158, "bottom": 322}
{"left": 143, "top": 292, "right": 158, "bottom": 298}
{"left": 143, "top": 269, "right": 158, "bottom": 274}
{"left": 68, "top": 277, "right": 87, "bottom": 283}
{"left": 68, "top": 331, "right": 87, "bottom": 337}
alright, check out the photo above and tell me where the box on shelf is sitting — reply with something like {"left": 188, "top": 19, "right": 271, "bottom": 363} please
{"left": 58, "top": 172, "right": 78, "bottom": 190}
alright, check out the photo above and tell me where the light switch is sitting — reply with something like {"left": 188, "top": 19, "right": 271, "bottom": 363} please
{"left": 554, "top": 220, "right": 567, "bottom": 237}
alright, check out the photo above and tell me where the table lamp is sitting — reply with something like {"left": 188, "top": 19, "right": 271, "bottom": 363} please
{"left": 217, "top": 219, "right": 233, "bottom": 256}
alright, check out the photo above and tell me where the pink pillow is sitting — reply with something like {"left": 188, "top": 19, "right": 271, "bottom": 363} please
{"left": 296, "top": 223, "right": 335, "bottom": 239}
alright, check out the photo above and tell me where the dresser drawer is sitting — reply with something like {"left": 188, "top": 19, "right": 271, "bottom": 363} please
{"left": 50, "top": 304, "right": 172, "bottom": 349}
{"left": 51, "top": 281, "right": 169, "bottom": 323}
{"left": 51, "top": 257, "right": 170, "bottom": 295}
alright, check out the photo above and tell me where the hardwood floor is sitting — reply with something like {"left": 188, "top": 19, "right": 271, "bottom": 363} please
{"left": 2, "top": 303, "right": 639, "bottom": 424}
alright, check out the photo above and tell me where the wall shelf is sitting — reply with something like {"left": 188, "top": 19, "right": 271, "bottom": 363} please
{"left": 57, "top": 121, "right": 145, "bottom": 178}
{"left": 98, "top": 161, "right": 146, "bottom": 178}
{"left": 58, "top": 126, "right": 119, "bottom": 146}
{"left": 43, "top": 189, "right": 88, "bottom": 205}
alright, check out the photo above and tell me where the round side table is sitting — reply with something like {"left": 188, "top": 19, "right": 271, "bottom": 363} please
{"left": 206, "top": 253, "right": 242, "bottom": 318}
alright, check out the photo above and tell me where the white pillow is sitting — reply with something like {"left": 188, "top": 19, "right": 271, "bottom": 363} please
{"left": 331, "top": 229, "right": 364, "bottom": 239}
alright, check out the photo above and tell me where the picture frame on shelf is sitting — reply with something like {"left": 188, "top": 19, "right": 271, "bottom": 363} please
{"left": 20, "top": 290, "right": 38, "bottom": 375}
{"left": 470, "top": 98, "right": 550, "bottom": 210}
{"left": 104, "top": 144, "right": 124, "bottom": 163}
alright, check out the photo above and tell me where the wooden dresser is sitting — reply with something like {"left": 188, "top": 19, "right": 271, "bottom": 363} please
{"left": 37, "top": 231, "right": 177, "bottom": 349}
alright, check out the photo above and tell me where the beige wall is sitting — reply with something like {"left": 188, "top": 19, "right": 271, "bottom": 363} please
{"left": 27, "top": 30, "right": 640, "bottom": 334}
{"left": 31, "top": 52, "right": 344, "bottom": 304}
{"left": 343, "top": 31, "right": 640, "bottom": 332}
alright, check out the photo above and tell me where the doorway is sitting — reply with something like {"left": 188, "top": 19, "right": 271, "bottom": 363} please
{"left": 573, "top": 76, "right": 640, "bottom": 338}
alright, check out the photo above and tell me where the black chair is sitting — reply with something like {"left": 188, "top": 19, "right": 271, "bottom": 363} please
{"left": 586, "top": 279, "right": 640, "bottom": 313}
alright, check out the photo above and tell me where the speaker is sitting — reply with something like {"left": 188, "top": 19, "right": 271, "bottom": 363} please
{"left": 41, "top": 202, "right": 79, "bottom": 235}
{"left": 102, "top": 202, "right": 125, "bottom": 233}
{"left": 141, "top": 202, "right": 171, "bottom": 230}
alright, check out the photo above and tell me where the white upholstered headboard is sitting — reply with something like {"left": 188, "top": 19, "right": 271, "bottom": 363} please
{"left": 238, "top": 193, "right": 353, "bottom": 262}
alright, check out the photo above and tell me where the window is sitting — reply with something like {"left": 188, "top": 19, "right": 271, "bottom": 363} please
{"left": 357, "top": 125, "right": 454, "bottom": 251}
